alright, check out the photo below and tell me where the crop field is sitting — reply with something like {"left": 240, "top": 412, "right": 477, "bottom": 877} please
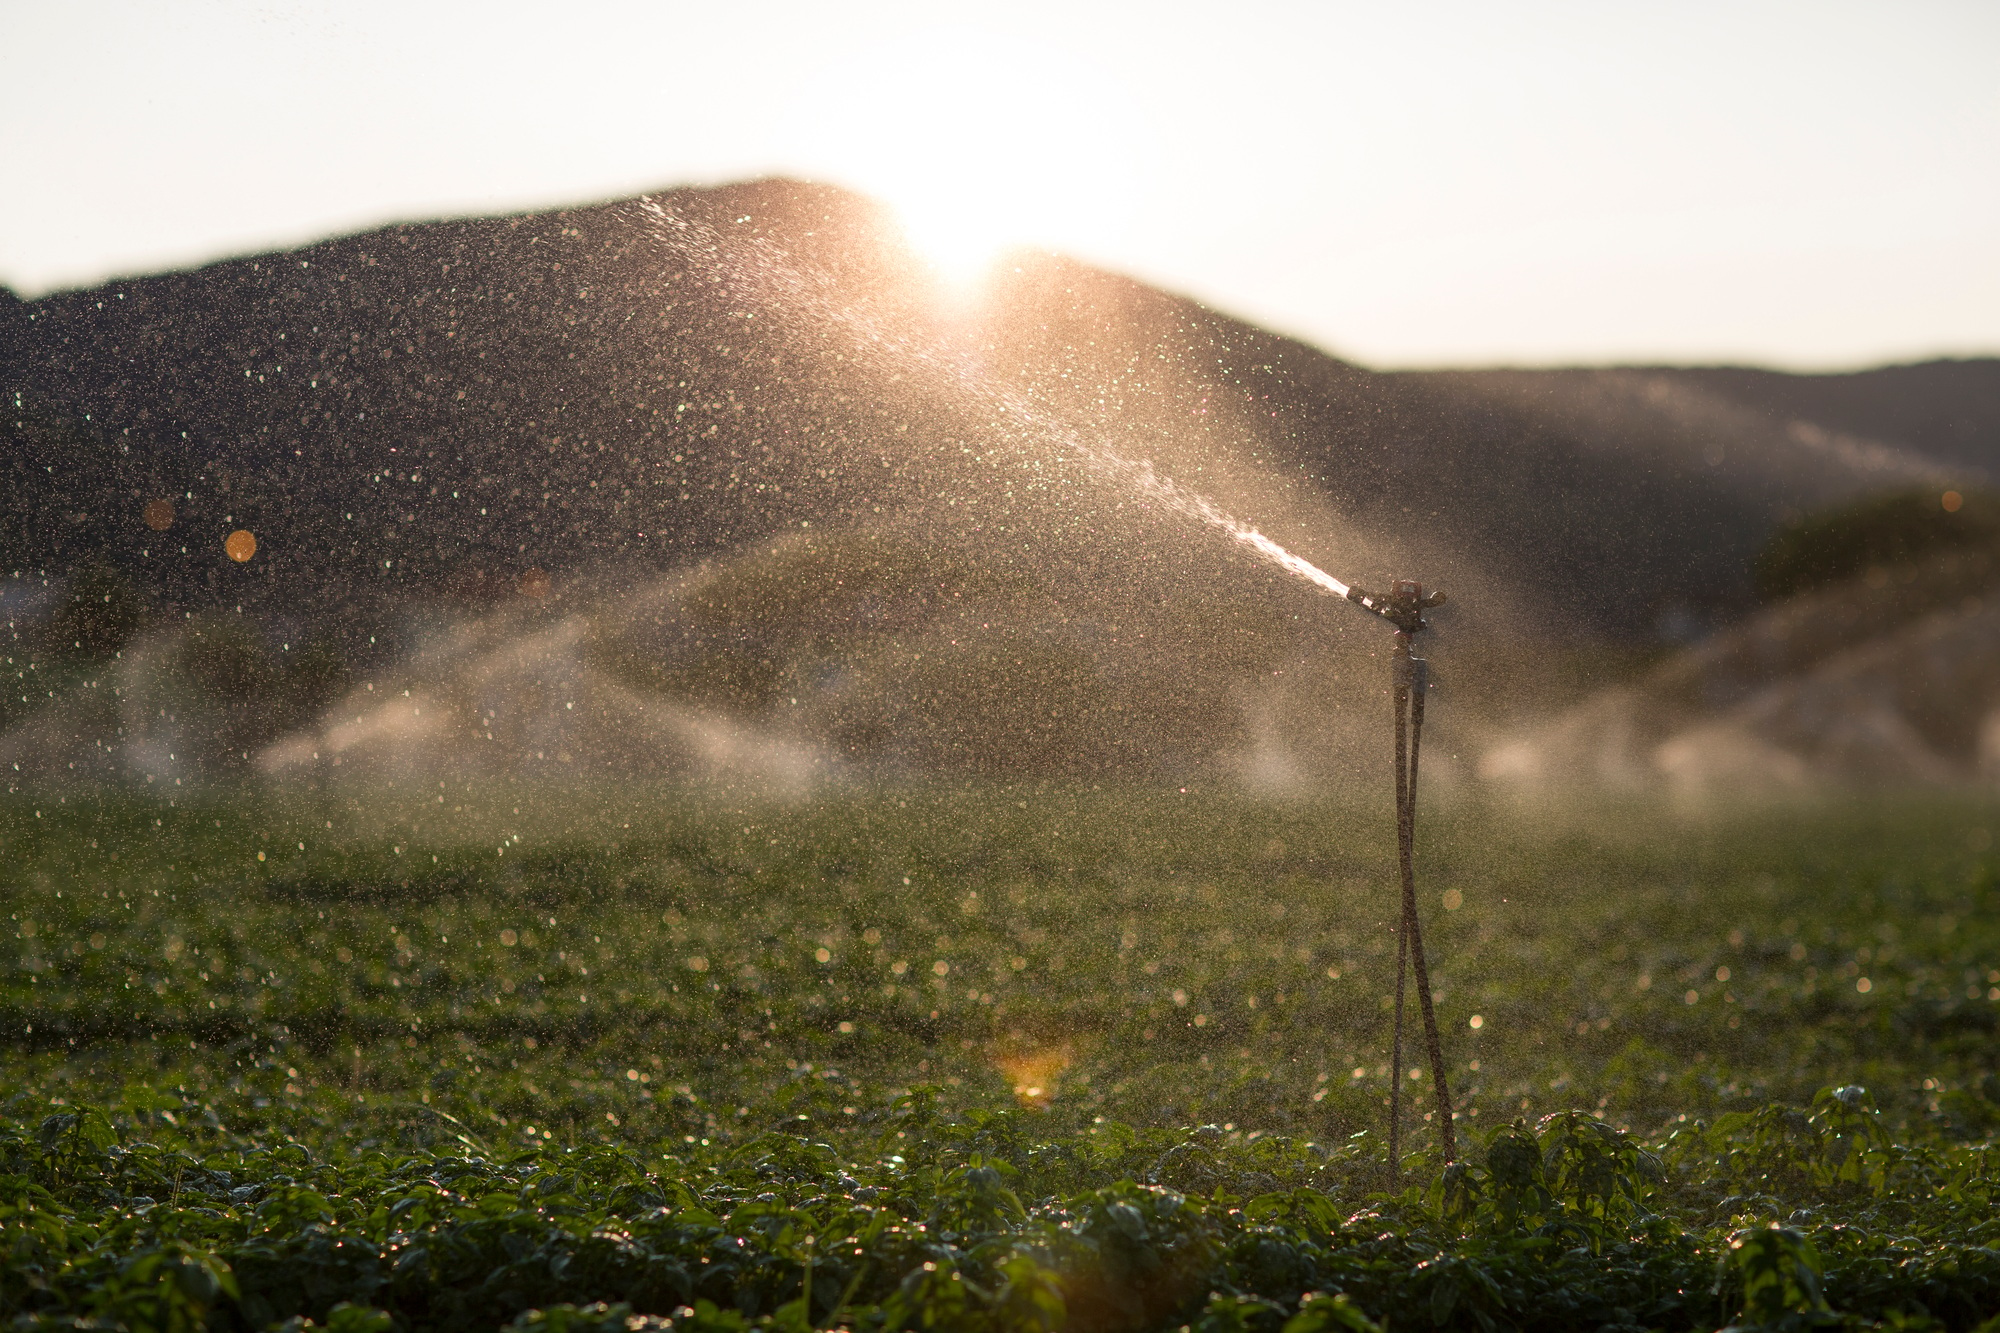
{"left": 6, "top": 787, "right": 2000, "bottom": 1331}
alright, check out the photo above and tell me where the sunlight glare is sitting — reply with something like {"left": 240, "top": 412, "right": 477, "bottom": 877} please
{"left": 992, "top": 1043, "right": 1073, "bottom": 1109}
{"left": 790, "top": 26, "right": 1153, "bottom": 294}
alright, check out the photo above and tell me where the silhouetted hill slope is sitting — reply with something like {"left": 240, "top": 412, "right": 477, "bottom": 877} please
{"left": 1, "top": 181, "right": 946, "bottom": 637}
{"left": 1480, "top": 543, "right": 2000, "bottom": 791}
{"left": 977, "top": 267, "right": 1779, "bottom": 639}
{"left": 3, "top": 180, "right": 1414, "bottom": 782}
{"left": 1666, "top": 360, "right": 2000, "bottom": 475}
{"left": 12, "top": 180, "right": 1990, "bottom": 645}
{"left": 4, "top": 178, "right": 1994, "bottom": 784}
{"left": 1401, "top": 365, "right": 1992, "bottom": 631}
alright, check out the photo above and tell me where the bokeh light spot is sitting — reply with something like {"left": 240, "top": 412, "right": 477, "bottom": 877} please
{"left": 993, "top": 1045, "right": 1072, "bottom": 1110}
{"left": 225, "top": 529, "right": 257, "bottom": 562}
{"left": 143, "top": 499, "right": 174, "bottom": 531}
{"left": 516, "top": 568, "right": 550, "bottom": 598}
{"left": 1943, "top": 490, "right": 1964, "bottom": 512}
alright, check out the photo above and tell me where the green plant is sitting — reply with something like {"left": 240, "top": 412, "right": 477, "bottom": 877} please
{"left": 1719, "top": 1225, "right": 1834, "bottom": 1330}
{"left": 5, "top": 789, "right": 2000, "bottom": 1329}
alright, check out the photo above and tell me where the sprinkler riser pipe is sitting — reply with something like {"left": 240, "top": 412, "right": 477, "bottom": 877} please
{"left": 1365, "top": 580, "right": 1456, "bottom": 1170}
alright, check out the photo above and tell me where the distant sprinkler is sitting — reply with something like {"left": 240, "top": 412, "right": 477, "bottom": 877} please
{"left": 1338, "top": 576, "right": 1454, "bottom": 1170}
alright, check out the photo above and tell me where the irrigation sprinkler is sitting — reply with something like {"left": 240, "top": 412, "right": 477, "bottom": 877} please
{"left": 1342, "top": 579, "right": 1455, "bottom": 1169}
{"left": 644, "top": 193, "right": 1458, "bottom": 1162}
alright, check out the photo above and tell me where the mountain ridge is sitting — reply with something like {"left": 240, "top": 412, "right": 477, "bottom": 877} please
{"left": 5, "top": 178, "right": 1997, "bottom": 786}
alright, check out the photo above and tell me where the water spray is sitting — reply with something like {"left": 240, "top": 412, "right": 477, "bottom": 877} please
{"left": 633, "top": 196, "right": 1458, "bottom": 1165}
{"left": 1343, "top": 578, "right": 1455, "bottom": 1169}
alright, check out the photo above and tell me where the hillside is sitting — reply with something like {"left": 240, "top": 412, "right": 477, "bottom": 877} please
{"left": 1479, "top": 545, "right": 2000, "bottom": 794}
{"left": 4, "top": 178, "right": 1996, "bottom": 788}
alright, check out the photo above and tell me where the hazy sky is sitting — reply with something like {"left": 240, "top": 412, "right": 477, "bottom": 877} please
{"left": 4, "top": 0, "right": 1997, "bottom": 368}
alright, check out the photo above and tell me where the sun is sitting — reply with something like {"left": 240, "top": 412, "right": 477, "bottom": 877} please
{"left": 892, "top": 193, "right": 1014, "bottom": 290}
{"left": 790, "top": 25, "right": 1152, "bottom": 295}
{"left": 856, "top": 97, "right": 1068, "bottom": 293}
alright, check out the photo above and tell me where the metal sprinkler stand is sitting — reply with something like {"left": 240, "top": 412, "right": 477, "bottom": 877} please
{"left": 1344, "top": 579, "right": 1455, "bottom": 1169}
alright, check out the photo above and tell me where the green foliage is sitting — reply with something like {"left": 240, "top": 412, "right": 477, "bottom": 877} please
{"left": 4, "top": 790, "right": 2000, "bottom": 1328}
{"left": 502, "top": 1303, "right": 672, "bottom": 1332}
{"left": 1444, "top": 1113, "right": 1662, "bottom": 1239}
{"left": 1280, "top": 1291, "right": 1381, "bottom": 1332}
{"left": 88, "top": 1245, "right": 240, "bottom": 1333}
{"left": 1722, "top": 1224, "right": 1834, "bottom": 1331}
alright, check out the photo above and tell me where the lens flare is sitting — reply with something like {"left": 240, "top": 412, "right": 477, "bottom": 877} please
{"left": 993, "top": 1044, "right": 1072, "bottom": 1109}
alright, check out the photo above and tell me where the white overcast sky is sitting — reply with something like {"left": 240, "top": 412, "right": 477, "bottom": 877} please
{"left": 4, "top": 0, "right": 1997, "bottom": 368}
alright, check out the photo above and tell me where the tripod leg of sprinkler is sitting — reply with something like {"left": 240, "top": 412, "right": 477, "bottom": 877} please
{"left": 1402, "top": 656, "right": 1456, "bottom": 1164}
{"left": 1390, "top": 897, "right": 1411, "bottom": 1173}
{"left": 1388, "top": 642, "right": 1413, "bottom": 1173}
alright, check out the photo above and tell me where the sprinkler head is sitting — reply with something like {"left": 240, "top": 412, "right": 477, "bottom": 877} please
{"left": 1346, "top": 580, "right": 1447, "bottom": 635}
